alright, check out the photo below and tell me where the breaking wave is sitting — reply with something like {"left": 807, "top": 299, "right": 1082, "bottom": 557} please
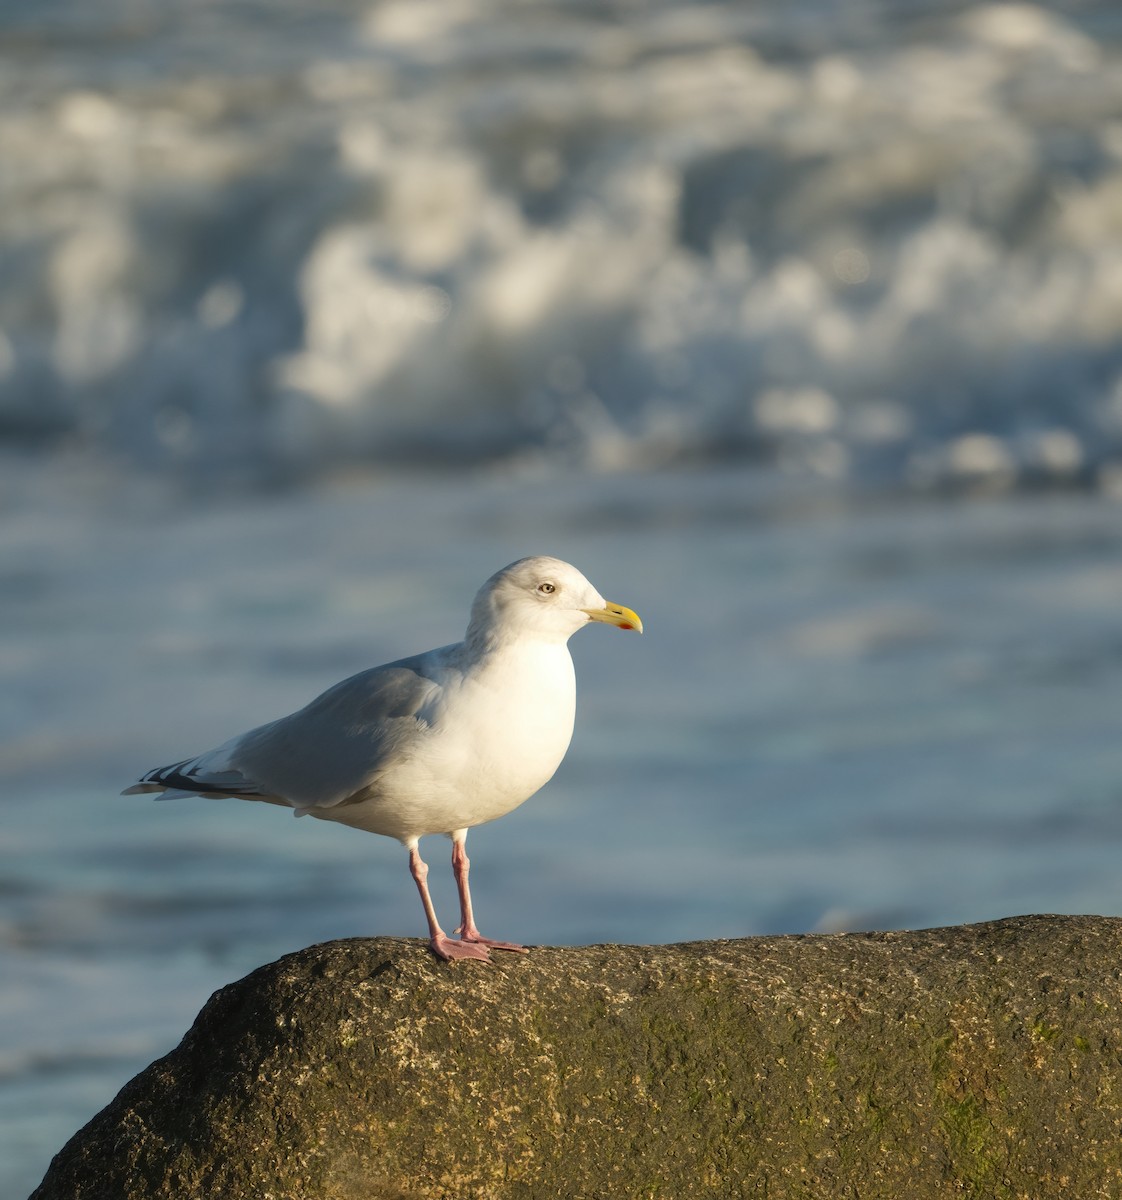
{"left": 4, "top": 0, "right": 1122, "bottom": 491}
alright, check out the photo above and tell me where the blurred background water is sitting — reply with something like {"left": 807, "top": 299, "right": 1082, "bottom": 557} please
{"left": 5, "top": 0, "right": 1122, "bottom": 1193}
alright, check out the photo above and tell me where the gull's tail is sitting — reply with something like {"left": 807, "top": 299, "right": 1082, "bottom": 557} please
{"left": 122, "top": 756, "right": 261, "bottom": 801}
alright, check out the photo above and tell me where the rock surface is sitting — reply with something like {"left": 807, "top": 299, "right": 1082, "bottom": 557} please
{"left": 30, "top": 915, "right": 1122, "bottom": 1199}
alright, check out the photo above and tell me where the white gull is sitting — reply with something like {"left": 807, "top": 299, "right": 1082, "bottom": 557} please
{"left": 124, "top": 556, "right": 642, "bottom": 961}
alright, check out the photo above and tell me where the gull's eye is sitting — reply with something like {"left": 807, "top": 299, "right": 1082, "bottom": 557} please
{"left": 537, "top": 581, "right": 556, "bottom": 595}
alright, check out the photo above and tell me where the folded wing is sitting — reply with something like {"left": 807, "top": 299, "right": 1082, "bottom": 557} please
{"left": 122, "top": 654, "right": 446, "bottom": 812}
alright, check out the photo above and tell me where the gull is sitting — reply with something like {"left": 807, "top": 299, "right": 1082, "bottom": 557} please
{"left": 124, "top": 556, "right": 642, "bottom": 961}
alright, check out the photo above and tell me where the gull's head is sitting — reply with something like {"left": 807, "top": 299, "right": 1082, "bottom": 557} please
{"left": 468, "top": 556, "right": 643, "bottom": 646}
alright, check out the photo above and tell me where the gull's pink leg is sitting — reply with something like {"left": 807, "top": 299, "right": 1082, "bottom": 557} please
{"left": 451, "top": 832, "right": 527, "bottom": 953}
{"left": 408, "top": 841, "right": 490, "bottom": 962}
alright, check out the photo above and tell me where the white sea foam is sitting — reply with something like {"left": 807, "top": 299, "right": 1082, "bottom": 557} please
{"left": 2, "top": 1, "right": 1122, "bottom": 488}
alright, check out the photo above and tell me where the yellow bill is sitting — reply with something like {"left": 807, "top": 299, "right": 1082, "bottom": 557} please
{"left": 582, "top": 601, "right": 643, "bottom": 634}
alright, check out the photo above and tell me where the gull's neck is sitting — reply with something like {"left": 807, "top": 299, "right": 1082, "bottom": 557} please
{"left": 463, "top": 619, "right": 570, "bottom": 659}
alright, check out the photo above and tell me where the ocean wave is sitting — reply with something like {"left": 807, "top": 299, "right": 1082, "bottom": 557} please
{"left": 3, "top": 0, "right": 1122, "bottom": 491}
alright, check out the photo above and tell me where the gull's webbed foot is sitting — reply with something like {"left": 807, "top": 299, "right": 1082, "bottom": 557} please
{"left": 457, "top": 926, "right": 528, "bottom": 954}
{"left": 430, "top": 933, "right": 492, "bottom": 962}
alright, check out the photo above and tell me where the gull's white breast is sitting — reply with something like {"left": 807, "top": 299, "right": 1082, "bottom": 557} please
{"left": 317, "top": 641, "right": 578, "bottom": 841}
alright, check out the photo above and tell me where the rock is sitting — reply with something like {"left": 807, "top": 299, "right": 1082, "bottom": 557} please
{"left": 30, "top": 915, "right": 1122, "bottom": 1199}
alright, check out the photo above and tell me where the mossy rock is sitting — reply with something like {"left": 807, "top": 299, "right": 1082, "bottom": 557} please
{"left": 30, "top": 915, "right": 1122, "bottom": 1199}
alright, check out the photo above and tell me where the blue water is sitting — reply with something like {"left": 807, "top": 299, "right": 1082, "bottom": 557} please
{"left": 6, "top": 0, "right": 1122, "bottom": 1193}
{"left": 6, "top": 465, "right": 1122, "bottom": 1193}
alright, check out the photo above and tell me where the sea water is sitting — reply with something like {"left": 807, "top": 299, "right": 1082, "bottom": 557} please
{"left": 5, "top": 0, "right": 1122, "bottom": 1192}
{"left": 4, "top": 0, "right": 1122, "bottom": 491}
{"left": 7, "top": 465, "right": 1122, "bottom": 1193}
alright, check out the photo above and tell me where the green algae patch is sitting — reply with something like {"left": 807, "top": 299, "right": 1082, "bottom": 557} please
{"left": 31, "top": 916, "right": 1122, "bottom": 1200}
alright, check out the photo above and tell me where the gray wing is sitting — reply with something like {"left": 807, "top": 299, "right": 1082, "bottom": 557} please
{"left": 124, "top": 649, "right": 450, "bottom": 811}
